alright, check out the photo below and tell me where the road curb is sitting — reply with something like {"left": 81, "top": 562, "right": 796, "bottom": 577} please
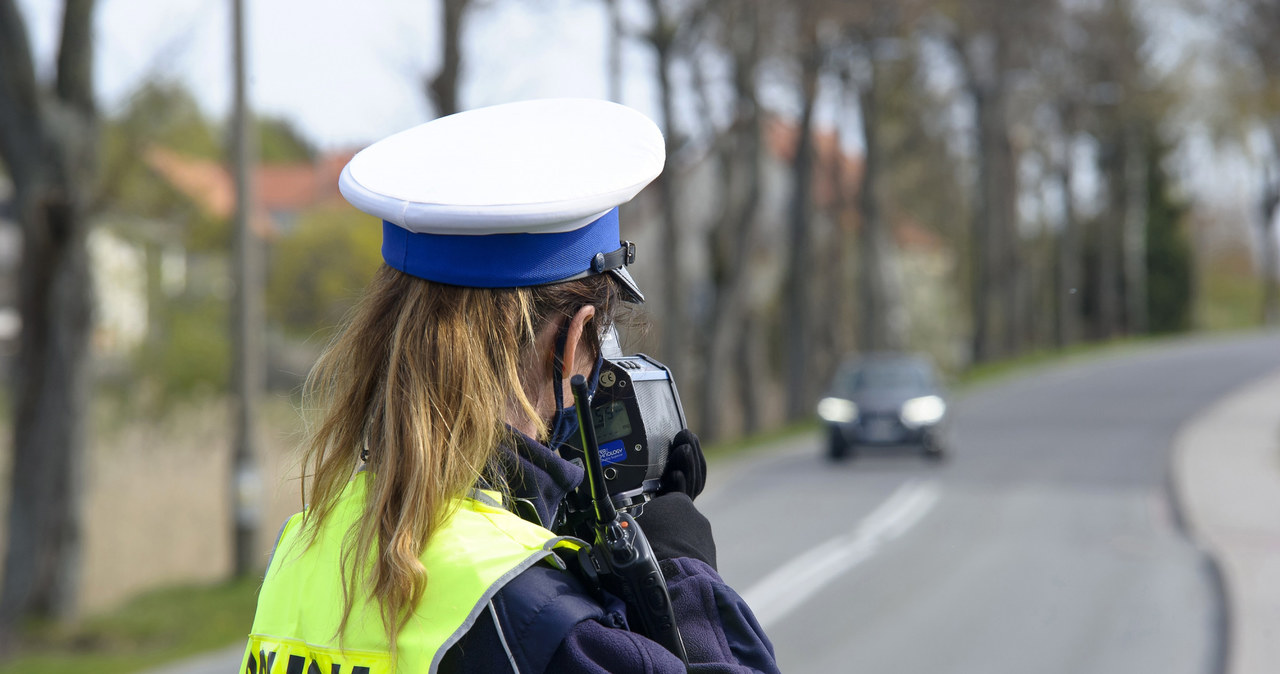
{"left": 1165, "top": 458, "right": 1233, "bottom": 674}
{"left": 1170, "top": 368, "right": 1280, "bottom": 674}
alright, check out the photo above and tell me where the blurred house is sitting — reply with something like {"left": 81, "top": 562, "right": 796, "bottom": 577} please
{"left": 143, "top": 146, "right": 354, "bottom": 240}
{"left": 0, "top": 149, "right": 358, "bottom": 380}
{"left": 143, "top": 148, "right": 361, "bottom": 389}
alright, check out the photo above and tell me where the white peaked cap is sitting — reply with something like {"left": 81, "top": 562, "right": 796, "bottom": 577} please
{"left": 338, "top": 99, "right": 665, "bottom": 301}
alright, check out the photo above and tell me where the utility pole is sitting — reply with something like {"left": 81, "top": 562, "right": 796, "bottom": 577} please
{"left": 230, "top": 0, "right": 263, "bottom": 577}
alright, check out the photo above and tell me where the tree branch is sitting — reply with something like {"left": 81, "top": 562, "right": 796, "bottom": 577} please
{"left": 56, "top": 0, "right": 96, "bottom": 114}
{"left": 0, "top": 0, "right": 43, "bottom": 174}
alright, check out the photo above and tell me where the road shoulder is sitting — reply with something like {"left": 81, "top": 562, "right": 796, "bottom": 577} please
{"left": 1173, "top": 367, "right": 1280, "bottom": 674}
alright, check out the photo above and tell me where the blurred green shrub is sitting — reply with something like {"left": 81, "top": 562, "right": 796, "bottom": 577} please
{"left": 1144, "top": 138, "right": 1193, "bottom": 334}
{"left": 141, "top": 295, "right": 230, "bottom": 399}
{"left": 257, "top": 116, "right": 315, "bottom": 164}
{"left": 268, "top": 207, "right": 382, "bottom": 338}
{"left": 1196, "top": 250, "right": 1264, "bottom": 331}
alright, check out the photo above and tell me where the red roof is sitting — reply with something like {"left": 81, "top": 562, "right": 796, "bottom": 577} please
{"left": 765, "top": 117, "right": 864, "bottom": 209}
{"left": 764, "top": 117, "right": 942, "bottom": 253}
{"left": 144, "top": 147, "right": 357, "bottom": 238}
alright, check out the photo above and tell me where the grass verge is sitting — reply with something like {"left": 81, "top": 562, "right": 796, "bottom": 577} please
{"left": 703, "top": 418, "right": 822, "bottom": 463}
{"left": 1196, "top": 258, "right": 1265, "bottom": 333}
{"left": 953, "top": 335, "right": 1162, "bottom": 391}
{"left": 1, "top": 577, "right": 260, "bottom": 674}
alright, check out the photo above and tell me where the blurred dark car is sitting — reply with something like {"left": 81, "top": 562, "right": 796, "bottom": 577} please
{"left": 817, "top": 352, "right": 949, "bottom": 461}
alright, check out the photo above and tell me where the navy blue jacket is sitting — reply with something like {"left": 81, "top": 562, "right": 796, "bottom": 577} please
{"left": 439, "top": 433, "right": 779, "bottom": 673}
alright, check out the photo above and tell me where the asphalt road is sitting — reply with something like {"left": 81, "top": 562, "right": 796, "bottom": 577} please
{"left": 158, "top": 333, "right": 1280, "bottom": 674}
{"left": 698, "top": 333, "right": 1280, "bottom": 674}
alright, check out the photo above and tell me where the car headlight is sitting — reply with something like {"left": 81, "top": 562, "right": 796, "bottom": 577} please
{"left": 900, "top": 395, "right": 945, "bottom": 428}
{"left": 817, "top": 397, "right": 859, "bottom": 423}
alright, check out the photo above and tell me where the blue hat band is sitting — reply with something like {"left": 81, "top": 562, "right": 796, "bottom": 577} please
{"left": 381, "top": 208, "right": 621, "bottom": 288}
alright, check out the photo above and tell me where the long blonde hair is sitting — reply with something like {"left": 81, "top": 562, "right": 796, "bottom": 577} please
{"left": 298, "top": 264, "right": 617, "bottom": 647}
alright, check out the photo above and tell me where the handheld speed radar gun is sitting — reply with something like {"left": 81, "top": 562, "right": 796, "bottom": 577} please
{"left": 559, "top": 340, "right": 687, "bottom": 512}
{"left": 570, "top": 375, "right": 688, "bottom": 664}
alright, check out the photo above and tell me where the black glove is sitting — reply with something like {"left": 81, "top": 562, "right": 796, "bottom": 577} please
{"left": 634, "top": 492, "right": 718, "bottom": 570}
{"left": 660, "top": 429, "right": 706, "bottom": 501}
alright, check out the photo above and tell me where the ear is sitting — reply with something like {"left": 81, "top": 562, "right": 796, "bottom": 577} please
{"left": 560, "top": 305, "right": 598, "bottom": 383}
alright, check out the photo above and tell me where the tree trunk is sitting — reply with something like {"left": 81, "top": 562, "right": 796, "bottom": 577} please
{"left": 1097, "top": 132, "right": 1124, "bottom": 339}
{"left": 0, "top": 0, "right": 98, "bottom": 633}
{"left": 2, "top": 192, "right": 93, "bottom": 627}
{"left": 856, "top": 71, "right": 883, "bottom": 352}
{"left": 605, "top": 0, "right": 623, "bottom": 103}
{"left": 1055, "top": 105, "right": 1082, "bottom": 348}
{"left": 959, "top": 29, "right": 1019, "bottom": 362}
{"left": 699, "top": 128, "right": 760, "bottom": 439}
{"left": 969, "top": 85, "right": 997, "bottom": 362}
{"left": 855, "top": 58, "right": 908, "bottom": 354}
{"left": 736, "top": 310, "right": 763, "bottom": 435}
{"left": 1056, "top": 171, "right": 1083, "bottom": 348}
{"left": 784, "top": 41, "right": 819, "bottom": 421}
{"left": 646, "top": 1, "right": 684, "bottom": 382}
{"left": 428, "top": 0, "right": 468, "bottom": 117}
{"left": 699, "top": 2, "right": 762, "bottom": 440}
{"left": 1123, "top": 127, "right": 1148, "bottom": 334}
{"left": 987, "top": 88, "right": 1019, "bottom": 356}
{"left": 830, "top": 67, "right": 858, "bottom": 363}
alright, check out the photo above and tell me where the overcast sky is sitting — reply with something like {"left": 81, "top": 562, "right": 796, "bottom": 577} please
{"left": 18, "top": 0, "right": 650, "bottom": 149}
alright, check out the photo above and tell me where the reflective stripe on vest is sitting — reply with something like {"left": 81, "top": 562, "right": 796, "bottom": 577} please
{"left": 241, "top": 473, "right": 583, "bottom": 674}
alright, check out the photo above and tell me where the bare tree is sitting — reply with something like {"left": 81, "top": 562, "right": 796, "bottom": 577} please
{"left": 642, "top": 0, "right": 689, "bottom": 379}
{"left": 782, "top": 4, "right": 822, "bottom": 421}
{"left": 427, "top": 0, "right": 472, "bottom": 118}
{"left": 1024, "top": 6, "right": 1090, "bottom": 349}
{"left": 0, "top": 0, "right": 98, "bottom": 632}
{"left": 1123, "top": 121, "right": 1148, "bottom": 334}
{"left": 845, "top": 2, "right": 911, "bottom": 354}
{"left": 1177, "top": 0, "right": 1279, "bottom": 325}
{"left": 931, "top": 0, "right": 1057, "bottom": 361}
{"left": 1233, "top": 0, "right": 1280, "bottom": 324}
{"left": 934, "top": 13, "right": 1013, "bottom": 361}
{"left": 1076, "top": 1, "right": 1150, "bottom": 339}
{"left": 1053, "top": 98, "right": 1083, "bottom": 347}
{"left": 604, "top": 0, "right": 625, "bottom": 102}
{"left": 693, "top": 0, "right": 767, "bottom": 439}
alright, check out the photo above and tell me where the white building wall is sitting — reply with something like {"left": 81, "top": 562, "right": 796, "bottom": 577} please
{"left": 89, "top": 227, "right": 148, "bottom": 354}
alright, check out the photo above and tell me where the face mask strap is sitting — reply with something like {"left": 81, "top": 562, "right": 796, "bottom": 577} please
{"left": 586, "top": 350, "right": 605, "bottom": 393}
{"left": 552, "top": 318, "right": 570, "bottom": 414}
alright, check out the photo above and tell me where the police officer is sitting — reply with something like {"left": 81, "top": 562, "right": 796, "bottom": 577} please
{"left": 241, "top": 99, "right": 779, "bottom": 673}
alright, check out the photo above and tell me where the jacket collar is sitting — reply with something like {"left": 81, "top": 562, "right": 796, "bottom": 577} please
{"left": 499, "top": 430, "right": 584, "bottom": 530}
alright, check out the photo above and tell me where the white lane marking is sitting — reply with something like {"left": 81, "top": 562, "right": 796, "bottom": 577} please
{"left": 741, "top": 479, "right": 941, "bottom": 630}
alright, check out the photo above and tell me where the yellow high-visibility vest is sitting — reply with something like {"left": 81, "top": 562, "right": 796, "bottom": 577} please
{"left": 241, "top": 473, "right": 582, "bottom": 674}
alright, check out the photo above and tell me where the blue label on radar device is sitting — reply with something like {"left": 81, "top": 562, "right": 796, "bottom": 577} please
{"left": 599, "top": 439, "right": 627, "bottom": 467}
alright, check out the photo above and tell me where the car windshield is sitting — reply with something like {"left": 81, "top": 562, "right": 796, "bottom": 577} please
{"left": 839, "top": 359, "right": 933, "bottom": 394}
